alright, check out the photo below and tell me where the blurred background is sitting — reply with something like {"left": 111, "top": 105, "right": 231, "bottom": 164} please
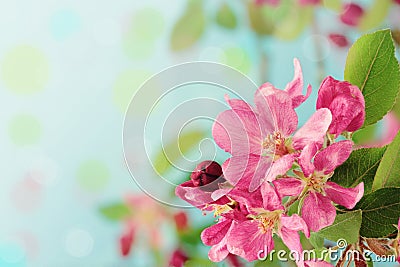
{"left": 1, "top": 0, "right": 400, "bottom": 266}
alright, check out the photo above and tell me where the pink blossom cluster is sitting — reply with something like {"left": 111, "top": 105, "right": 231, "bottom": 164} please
{"left": 176, "top": 59, "right": 365, "bottom": 266}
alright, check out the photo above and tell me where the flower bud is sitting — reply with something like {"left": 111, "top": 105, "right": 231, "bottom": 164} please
{"left": 173, "top": 211, "right": 188, "bottom": 232}
{"left": 340, "top": 3, "right": 364, "bottom": 26}
{"left": 119, "top": 226, "right": 134, "bottom": 257}
{"left": 328, "top": 33, "right": 350, "bottom": 48}
{"left": 190, "top": 161, "right": 223, "bottom": 188}
{"left": 317, "top": 76, "right": 365, "bottom": 135}
{"left": 169, "top": 249, "right": 188, "bottom": 267}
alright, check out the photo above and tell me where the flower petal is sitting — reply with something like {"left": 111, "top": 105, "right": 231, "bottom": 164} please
{"left": 209, "top": 242, "right": 230, "bottom": 262}
{"left": 279, "top": 228, "right": 304, "bottom": 267}
{"left": 314, "top": 140, "right": 353, "bottom": 174}
{"left": 280, "top": 214, "right": 309, "bottom": 267}
{"left": 281, "top": 214, "right": 310, "bottom": 238}
{"left": 263, "top": 153, "right": 295, "bottom": 183}
{"left": 273, "top": 178, "right": 304, "bottom": 199}
{"left": 261, "top": 182, "right": 284, "bottom": 211}
{"left": 175, "top": 180, "right": 214, "bottom": 207}
{"left": 292, "top": 108, "right": 332, "bottom": 150}
{"left": 212, "top": 108, "right": 263, "bottom": 156}
{"left": 227, "top": 220, "right": 274, "bottom": 262}
{"left": 284, "top": 58, "right": 312, "bottom": 108}
{"left": 255, "top": 84, "right": 298, "bottom": 137}
{"left": 325, "top": 182, "right": 364, "bottom": 209}
{"left": 223, "top": 155, "right": 272, "bottom": 190}
{"left": 201, "top": 218, "right": 232, "bottom": 246}
{"left": 225, "top": 94, "right": 255, "bottom": 113}
{"left": 301, "top": 192, "right": 336, "bottom": 232}
{"left": 328, "top": 94, "right": 365, "bottom": 135}
{"left": 298, "top": 143, "right": 318, "bottom": 177}
{"left": 229, "top": 186, "right": 264, "bottom": 211}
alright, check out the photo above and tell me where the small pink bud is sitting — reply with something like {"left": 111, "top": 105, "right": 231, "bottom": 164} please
{"left": 394, "top": 0, "right": 400, "bottom": 4}
{"left": 190, "top": 161, "right": 223, "bottom": 189}
{"left": 340, "top": 3, "right": 364, "bottom": 26}
{"left": 119, "top": 226, "right": 134, "bottom": 257}
{"left": 169, "top": 249, "right": 188, "bottom": 267}
{"left": 173, "top": 211, "right": 188, "bottom": 231}
{"left": 328, "top": 33, "right": 350, "bottom": 47}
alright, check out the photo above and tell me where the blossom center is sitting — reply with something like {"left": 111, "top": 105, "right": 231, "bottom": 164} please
{"left": 211, "top": 200, "right": 237, "bottom": 217}
{"left": 262, "top": 132, "right": 288, "bottom": 158}
{"left": 305, "top": 173, "right": 327, "bottom": 193}
{"left": 256, "top": 210, "right": 282, "bottom": 234}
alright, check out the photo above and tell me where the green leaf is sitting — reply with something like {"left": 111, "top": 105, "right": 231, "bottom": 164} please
{"left": 273, "top": 4, "right": 313, "bottom": 41}
{"left": 313, "top": 210, "right": 362, "bottom": 244}
{"left": 216, "top": 3, "right": 237, "bottom": 29}
{"left": 344, "top": 29, "right": 400, "bottom": 127}
{"left": 179, "top": 227, "right": 202, "bottom": 245}
{"left": 355, "top": 187, "right": 400, "bottom": 238}
{"left": 184, "top": 259, "right": 214, "bottom": 267}
{"left": 358, "top": 0, "right": 392, "bottom": 32}
{"left": 247, "top": 2, "right": 274, "bottom": 35}
{"left": 352, "top": 123, "right": 377, "bottom": 145}
{"left": 153, "top": 130, "right": 206, "bottom": 175}
{"left": 309, "top": 233, "right": 324, "bottom": 249}
{"left": 372, "top": 131, "right": 400, "bottom": 190}
{"left": 170, "top": 0, "right": 206, "bottom": 51}
{"left": 331, "top": 147, "right": 386, "bottom": 194}
{"left": 99, "top": 203, "right": 131, "bottom": 221}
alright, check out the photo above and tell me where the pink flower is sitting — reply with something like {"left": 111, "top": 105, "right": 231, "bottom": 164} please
{"left": 340, "top": 3, "right": 364, "bottom": 26}
{"left": 328, "top": 33, "right": 350, "bottom": 48}
{"left": 213, "top": 60, "right": 331, "bottom": 191}
{"left": 117, "top": 194, "right": 170, "bottom": 257}
{"left": 226, "top": 183, "right": 309, "bottom": 264}
{"left": 316, "top": 76, "right": 365, "bottom": 136}
{"left": 395, "top": 0, "right": 400, "bottom": 5}
{"left": 273, "top": 141, "right": 364, "bottom": 232}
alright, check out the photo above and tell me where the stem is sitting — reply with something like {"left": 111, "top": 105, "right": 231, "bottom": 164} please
{"left": 284, "top": 196, "right": 299, "bottom": 211}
